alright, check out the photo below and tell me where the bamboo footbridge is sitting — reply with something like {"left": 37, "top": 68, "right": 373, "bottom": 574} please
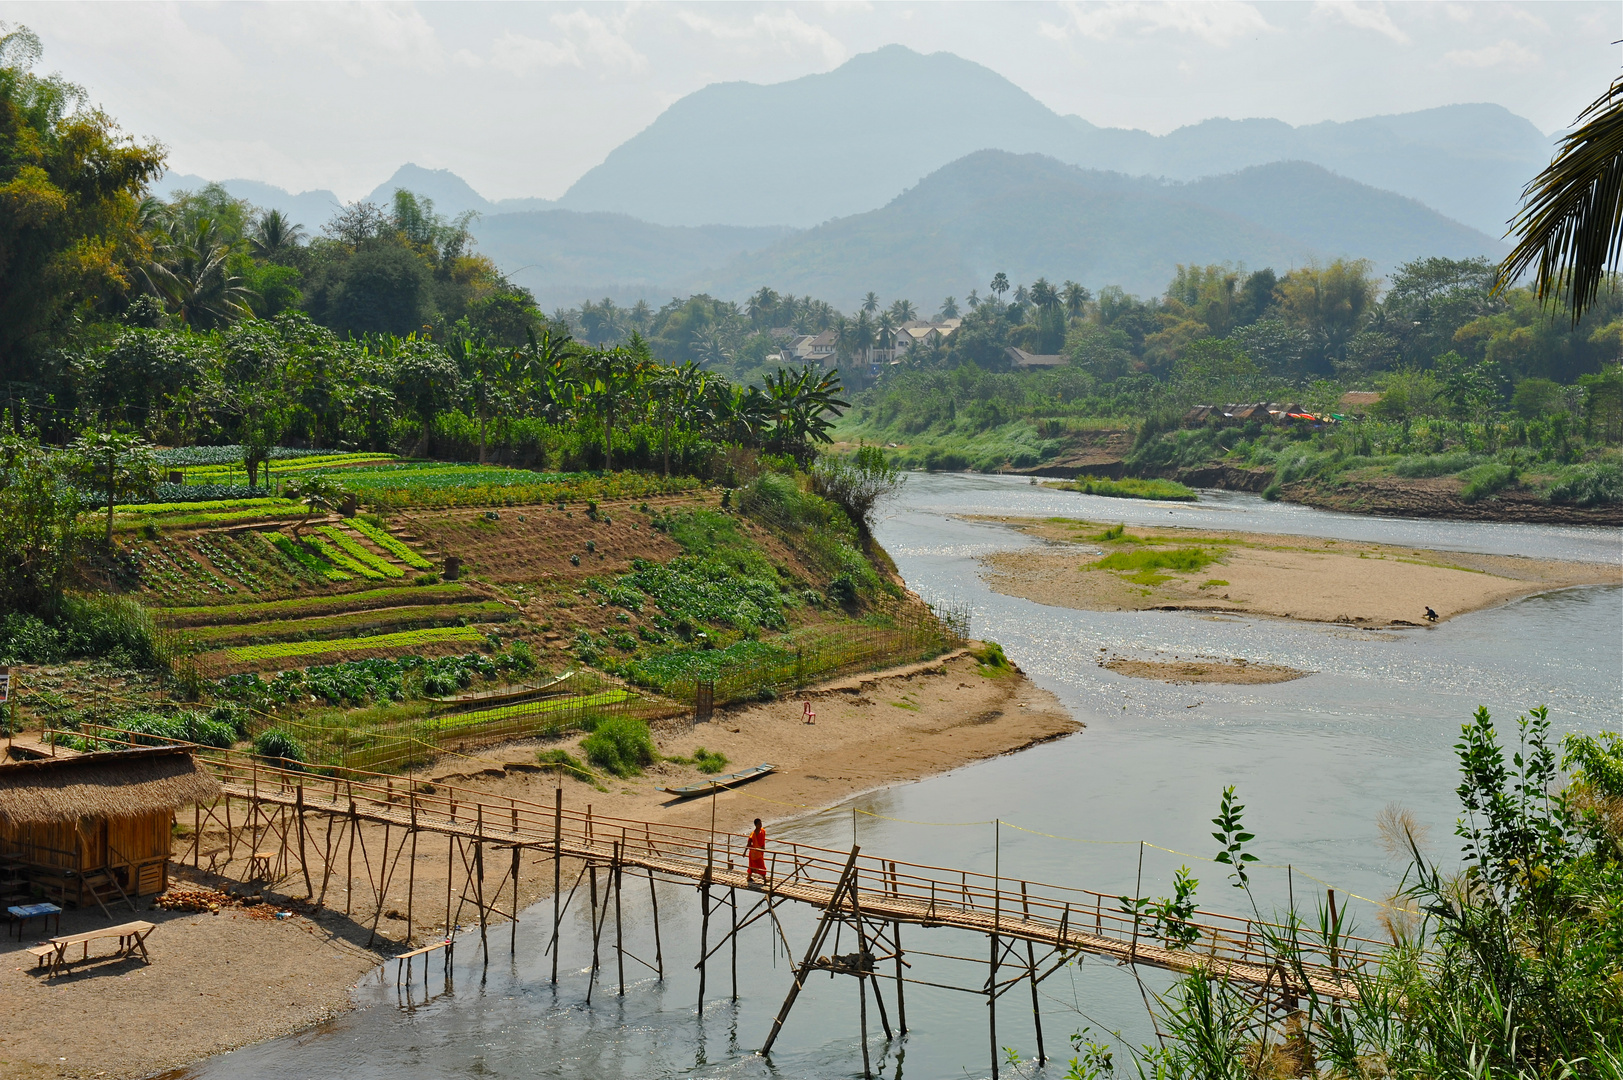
{"left": 64, "top": 728, "right": 1386, "bottom": 1077}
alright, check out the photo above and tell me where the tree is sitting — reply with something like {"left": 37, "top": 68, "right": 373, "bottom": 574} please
{"left": 290, "top": 473, "right": 344, "bottom": 534}
{"left": 388, "top": 337, "right": 460, "bottom": 454}
{"left": 938, "top": 296, "right": 959, "bottom": 319}
{"left": 70, "top": 430, "right": 156, "bottom": 546}
{"left": 764, "top": 364, "right": 849, "bottom": 463}
{"left": 1499, "top": 75, "right": 1623, "bottom": 323}
{"left": 576, "top": 342, "right": 646, "bottom": 470}
{"left": 0, "top": 433, "right": 80, "bottom": 617}
{"left": 1276, "top": 259, "right": 1378, "bottom": 374}
{"left": 249, "top": 210, "right": 305, "bottom": 262}
{"left": 811, "top": 443, "right": 899, "bottom": 541}
{"left": 861, "top": 291, "right": 879, "bottom": 316}
{"left": 989, "top": 273, "right": 1009, "bottom": 303}
{"left": 0, "top": 24, "right": 165, "bottom": 378}
{"left": 888, "top": 298, "right": 916, "bottom": 324}
{"left": 143, "top": 214, "right": 256, "bottom": 328}
{"left": 1061, "top": 280, "right": 1091, "bottom": 318}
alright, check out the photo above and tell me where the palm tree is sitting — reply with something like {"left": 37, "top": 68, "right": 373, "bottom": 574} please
{"left": 989, "top": 273, "right": 1009, "bottom": 303}
{"left": 250, "top": 210, "right": 306, "bottom": 261}
{"left": 1030, "top": 278, "right": 1058, "bottom": 310}
{"left": 965, "top": 289, "right": 981, "bottom": 310}
{"left": 1013, "top": 283, "right": 1030, "bottom": 307}
{"left": 1061, "top": 281, "right": 1090, "bottom": 318}
{"left": 145, "top": 215, "right": 256, "bottom": 327}
{"left": 937, "top": 296, "right": 960, "bottom": 319}
{"left": 889, "top": 298, "right": 917, "bottom": 324}
{"left": 861, "top": 291, "right": 880, "bottom": 316}
{"left": 1498, "top": 75, "right": 1623, "bottom": 323}
{"left": 877, "top": 311, "right": 897, "bottom": 362}
{"left": 576, "top": 344, "right": 645, "bottom": 470}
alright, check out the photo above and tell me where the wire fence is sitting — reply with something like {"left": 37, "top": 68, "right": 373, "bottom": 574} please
{"left": 251, "top": 675, "right": 686, "bottom": 773}
{"left": 653, "top": 598, "right": 969, "bottom": 707}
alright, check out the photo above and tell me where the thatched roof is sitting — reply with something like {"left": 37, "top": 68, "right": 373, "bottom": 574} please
{"left": 0, "top": 747, "right": 220, "bottom": 826}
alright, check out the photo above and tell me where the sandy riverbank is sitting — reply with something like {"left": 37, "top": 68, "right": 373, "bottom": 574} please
{"left": 974, "top": 515, "right": 1621, "bottom": 629}
{"left": 0, "top": 650, "right": 1075, "bottom": 1080}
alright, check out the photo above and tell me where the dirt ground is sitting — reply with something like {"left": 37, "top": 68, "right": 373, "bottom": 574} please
{"left": 0, "top": 650, "right": 1075, "bottom": 1080}
{"left": 975, "top": 516, "right": 1621, "bottom": 628}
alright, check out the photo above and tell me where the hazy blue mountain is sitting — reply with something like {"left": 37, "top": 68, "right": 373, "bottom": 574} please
{"left": 690, "top": 152, "right": 1505, "bottom": 310}
{"left": 556, "top": 45, "right": 1548, "bottom": 235}
{"left": 558, "top": 45, "right": 1080, "bottom": 228}
{"left": 366, "top": 163, "right": 493, "bottom": 216}
{"left": 468, "top": 211, "right": 794, "bottom": 309}
{"left": 151, "top": 170, "right": 341, "bottom": 230}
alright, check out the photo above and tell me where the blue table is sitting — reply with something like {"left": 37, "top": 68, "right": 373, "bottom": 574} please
{"left": 8, "top": 902, "right": 61, "bottom": 940}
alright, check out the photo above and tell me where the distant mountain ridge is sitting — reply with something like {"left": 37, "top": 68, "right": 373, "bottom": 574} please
{"left": 557, "top": 45, "right": 1547, "bottom": 236}
{"left": 691, "top": 151, "right": 1505, "bottom": 308}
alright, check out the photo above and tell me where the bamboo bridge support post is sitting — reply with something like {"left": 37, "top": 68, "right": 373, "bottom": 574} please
{"left": 1022, "top": 881, "right": 1045, "bottom": 1065}
{"left": 445, "top": 835, "right": 455, "bottom": 937}
{"left": 193, "top": 804, "right": 200, "bottom": 870}
{"left": 552, "top": 787, "right": 562, "bottom": 984}
{"left": 730, "top": 885, "right": 738, "bottom": 1002}
{"left": 345, "top": 799, "right": 358, "bottom": 916}
{"left": 613, "top": 842, "right": 625, "bottom": 996}
{"left": 857, "top": 955, "right": 873, "bottom": 1080}
{"left": 697, "top": 848, "right": 713, "bottom": 1009}
{"left": 475, "top": 839, "right": 487, "bottom": 953}
{"left": 648, "top": 869, "right": 664, "bottom": 979}
{"left": 851, "top": 887, "right": 891, "bottom": 1041}
{"left": 889, "top": 861, "right": 907, "bottom": 1036}
{"left": 296, "top": 782, "right": 312, "bottom": 898}
{"left": 588, "top": 863, "right": 601, "bottom": 973}
{"left": 990, "top": 819, "right": 1001, "bottom": 1080}
{"left": 760, "top": 846, "right": 861, "bottom": 1058}
{"left": 406, "top": 795, "right": 418, "bottom": 945}
{"left": 511, "top": 845, "right": 521, "bottom": 956}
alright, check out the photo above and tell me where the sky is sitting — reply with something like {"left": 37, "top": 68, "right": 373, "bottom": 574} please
{"left": 4, "top": 1, "right": 1619, "bottom": 203}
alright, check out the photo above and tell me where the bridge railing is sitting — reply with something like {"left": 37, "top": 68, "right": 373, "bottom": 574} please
{"left": 65, "top": 727, "right": 1385, "bottom": 989}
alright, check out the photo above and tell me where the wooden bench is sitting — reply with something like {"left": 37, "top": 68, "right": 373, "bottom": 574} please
{"left": 41, "top": 921, "right": 155, "bottom": 976}
{"left": 26, "top": 944, "right": 55, "bottom": 970}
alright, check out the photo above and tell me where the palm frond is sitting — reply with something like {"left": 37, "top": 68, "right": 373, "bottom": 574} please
{"left": 1498, "top": 76, "right": 1623, "bottom": 323}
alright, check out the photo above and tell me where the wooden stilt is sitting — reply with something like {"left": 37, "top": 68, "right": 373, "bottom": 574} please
{"left": 193, "top": 804, "right": 200, "bottom": 870}
{"left": 761, "top": 847, "right": 861, "bottom": 1057}
{"left": 589, "top": 863, "right": 601, "bottom": 971}
{"left": 850, "top": 887, "right": 891, "bottom": 1041}
{"left": 989, "top": 928, "right": 1000, "bottom": 1080}
{"left": 730, "top": 885, "right": 738, "bottom": 1002}
{"left": 296, "top": 782, "right": 312, "bottom": 898}
{"left": 475, "top": 840, "right": 487, "bottom": 951}
{"left": 890, "top": 861, "right": 907, "bottom": 1035}
{"left": 405, "top": 826, "right": 417, "bottom": 946}
{"left": 445, "top": 834, "right": 455, "bottom": 937}
{"left": 1022, "top": 882, "right": 1045, "bottom": 1065}
{"left": 648, "top": 869, "right": 664, "bottom": 979}
{"left": 552, "top": 787, "right": 562, "bottom": 984}
{"left": 511, "top": 845, "right": 521, "bottom": 955}
{"left": 345, "top": 800, "right": 357, "bottom": 916}
{"left": 614, "top": 842, "right": 625, "bottom": 996}
{"left": 697, "top": 848, "right": 713, "bottom": 1009}
{"left": 857, "top": 951, "right": 873, "bottom": 1080}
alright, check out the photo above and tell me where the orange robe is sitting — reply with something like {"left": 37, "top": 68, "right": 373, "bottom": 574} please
{"left": 747, "top": 827, "right": 767, "bottom": 876}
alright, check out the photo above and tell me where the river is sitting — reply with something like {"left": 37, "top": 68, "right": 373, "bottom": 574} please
{"left": 181, "top": 474, "right": 1621, "bottom": 1080}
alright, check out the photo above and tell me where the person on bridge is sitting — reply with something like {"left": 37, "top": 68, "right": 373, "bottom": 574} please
{"left": 747, "top": 818, "right": 768, "bottom": 883}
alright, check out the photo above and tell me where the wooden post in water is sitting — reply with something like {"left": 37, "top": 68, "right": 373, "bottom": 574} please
{"left": 990, "top": 819, "right": 1000, "bottom": 1080}
{"left": 1022, "top": 881, "right": 1045, "bottom": 1065}
{"left": 761, "top": 847, "right": 861, "bottom": 1057}
{"left": 730, "top": 885, "right": 739, "bottom": 1002}
{"left": 648, "top": 869, "right": 664, "bottom": 979}
{"left": 588, "top": 863, "right": 601, "bottom": 972}
{"left": 510, "top": 844, "right": 520, "bottom": 955}
{"left": 697, "top": 847, "right": 713, "bottom": 1009}
{"left": 614, "top": 841, "right": 625, "bottom": 996}
{"left": 552, "top": 787, "right": 562, "bottom": 984}
{"left": 889, "top": 861, "right": 907, "bottom": 1035}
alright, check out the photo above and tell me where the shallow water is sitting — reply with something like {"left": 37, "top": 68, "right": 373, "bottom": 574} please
{"left": 185, "top": 476, "right": 1622, "bottom": 1079}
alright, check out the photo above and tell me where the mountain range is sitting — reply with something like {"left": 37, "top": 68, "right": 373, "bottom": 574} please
{"left": 152, "top": 44, "right": 1534, "bottom": 310}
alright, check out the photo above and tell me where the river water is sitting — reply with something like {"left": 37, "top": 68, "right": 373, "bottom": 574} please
{"left": 183, "top": 475, "right": 1621, "bottom": 1080}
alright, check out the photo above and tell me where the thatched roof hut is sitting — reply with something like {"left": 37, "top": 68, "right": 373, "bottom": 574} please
{"left": 0, "top": 747, "right": 220, "bottom": 826}
{"left": 0, "top": 747, "right": 220, "bottom": 903}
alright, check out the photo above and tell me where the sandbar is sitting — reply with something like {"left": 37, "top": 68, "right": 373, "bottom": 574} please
{"left": 973, "top": 516, "right": 1621, "bottom": 628}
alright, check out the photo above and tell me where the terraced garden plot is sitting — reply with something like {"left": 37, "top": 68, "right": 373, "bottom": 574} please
{"left": 223, "top": 626, "right": 486, "bottom": 663}
{"left": 180, "top": 601, "right": 516, "bottom": 647}
{"left": 398, "top": 500, "right": 693, "bottom": 583}
{"left": 160, "top": 583, "right": 480, "bottom": 627}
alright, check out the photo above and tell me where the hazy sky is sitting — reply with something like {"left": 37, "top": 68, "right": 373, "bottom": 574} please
{"left": 6, "top": 1, "right": 1618, "bottom": 202}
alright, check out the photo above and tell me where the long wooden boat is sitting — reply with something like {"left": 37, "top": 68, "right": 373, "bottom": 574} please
{"left": 657, "top": 763, "right": 776, "bottom": 799}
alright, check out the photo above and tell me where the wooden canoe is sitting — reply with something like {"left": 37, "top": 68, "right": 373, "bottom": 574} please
{"left": 658, "top": 763, "right": 775, "bottom": 799}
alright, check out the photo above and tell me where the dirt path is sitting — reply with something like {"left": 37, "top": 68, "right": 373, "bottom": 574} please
{"left": 974, "top": 515, "right": 1621, "bottom": 628}
{"left": 0, "top": 651, "right": 1075, "bottom": 1080}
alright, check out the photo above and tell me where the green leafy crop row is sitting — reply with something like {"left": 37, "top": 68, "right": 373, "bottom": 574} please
{"left": 347, "top": 517, "right": 434, "bottom": 569}
{"left": 318, "top": 526, "right": 405, "bottom": 578}
{"left": 224, "top": 625, "right": 485, "bottom": 663}
{"left": 270, "top": 534, "right": 351, "bottom": 582}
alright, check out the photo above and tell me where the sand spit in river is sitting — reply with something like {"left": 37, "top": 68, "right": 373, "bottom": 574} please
{"left": 974, "top": 516, "right": 1621, "bottom": 628}
{"left": 1100, "top": 654, "right": 1309, "bottom": 684}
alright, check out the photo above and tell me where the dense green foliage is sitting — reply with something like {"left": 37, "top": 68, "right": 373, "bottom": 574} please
{"left": 1066, "top": 476, "right": 1196, "bottom": 501}
{"left": 580, "top": 716, "right": 657, "bottom": 778}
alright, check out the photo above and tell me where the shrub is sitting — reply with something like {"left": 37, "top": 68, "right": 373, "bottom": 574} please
{"left": 1069, "top": 476, "right": 1197, "bottom": 501}
{"left": 0, "top": 594, "right": 165, "bottom": 669}
{"left": 253, "top": 727, "right": 306, "bottom": 767}
{"left": 1545, "top": 461, "right": 1623, "bottom": 506}
{"left": 970, "top": 641, "right": 1010, "bottom": 670}
{"left": 581, "top": 717, "right": 657, "bottom": 777}
{"left": 536, "top": 748, "right": 605, "bottom": 790}
{"left": 826, "top": 574, "right": 858, "bottom": 606}
{"left": 693, "top": 747, "right": 728, "bottom": 774}
{"left": 1392, "top": 451, "right": 1483, "bottom": 479}
{"left": 1458, "top": 462, "right": 1517, "bottom": 502}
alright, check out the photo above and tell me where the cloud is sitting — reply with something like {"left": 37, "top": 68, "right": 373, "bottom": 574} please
{"left": 240, "top": 3, "right": 444, "bottom": 78}
{"left": 551, "top": 9, "right": 646, "bottom": 73}
{"left": 1314, "top": 2, "right": 1409, "bottom": 44}
{"left": 1040, "top": 2, "right": 1272, "bottom": 48}
{"left": 1444, "top": 39, "right": 1540, "bottom": 72}
{"left": 674, "top": 8, "right": 848, "bottom": 65}
{"left": 487, "top": 30, "right": 581, "bottom": 75}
